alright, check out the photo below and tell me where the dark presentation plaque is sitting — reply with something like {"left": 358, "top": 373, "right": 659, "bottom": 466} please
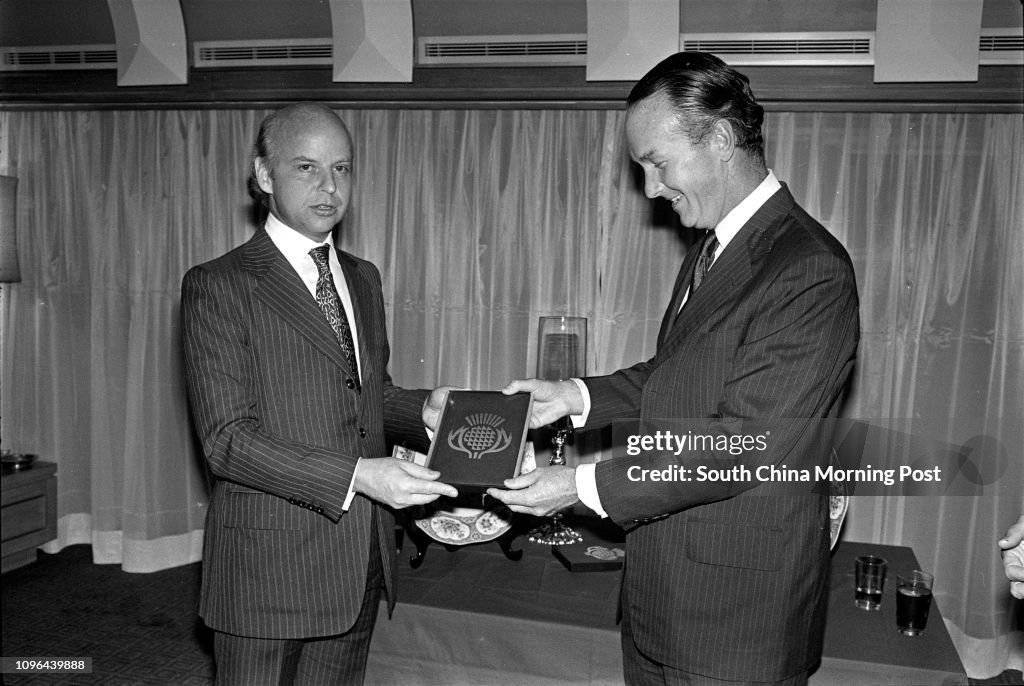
{"left": 425, "top": 391, "right": 533, "bottom": 493}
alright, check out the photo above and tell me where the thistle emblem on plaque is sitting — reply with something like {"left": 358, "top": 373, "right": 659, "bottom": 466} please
{"left": 448, "top": 413, "right": 512, "bottom": 460}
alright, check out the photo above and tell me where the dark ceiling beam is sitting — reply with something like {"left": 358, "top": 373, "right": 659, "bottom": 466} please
{"left": 1, "top": 65, "right": 1021, "bottom": 112}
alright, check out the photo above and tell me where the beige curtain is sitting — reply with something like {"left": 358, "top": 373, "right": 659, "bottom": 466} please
{"left": 1, "top": 108, "right": 1020, "bottom": 676}
{"left": 768, "top": 111, "right": 1024, "bottom": 676}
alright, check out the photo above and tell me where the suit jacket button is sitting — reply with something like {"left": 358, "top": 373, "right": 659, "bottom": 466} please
{"left": 359, "top": 427, "right": 367, "bottom": 438}
{"left": 346, "top": 379, "right": 356, "bottom": 389}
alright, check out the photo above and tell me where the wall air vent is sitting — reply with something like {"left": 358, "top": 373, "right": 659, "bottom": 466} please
{"left": 193, "top": 39, "right": 332, "bottom": 68}
{"left": 681, "top": 32, "right": 873, "bottom": 66}
{"left": 1, "top": 44, "right": 117, "bottom": 71}
{"left": 979, "top": 28, "right": 1024, "bottom": 65}
{"left": 418, "top": 34, "right": 587, "bottom": 66}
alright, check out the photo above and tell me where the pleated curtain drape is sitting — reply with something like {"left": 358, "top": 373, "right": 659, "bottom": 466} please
{"left": 0, "top": 108, "right": 1020, "bottom": 676}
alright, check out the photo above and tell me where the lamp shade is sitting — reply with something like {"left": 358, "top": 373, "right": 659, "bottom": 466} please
{"left": 0, "top": 175, "right": 19, "bottom": 283}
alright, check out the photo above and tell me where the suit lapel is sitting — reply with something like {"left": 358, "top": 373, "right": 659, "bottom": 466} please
{"left": 666, "top": 240, "right": 752, "bottom": 346}
{"left": 657, "top": 240, "right": 704, "bottom": 348}
{"left": 244, "top": 228, "right": 351, "bottom": 374}
{"left": 337, "top": 250, "right": 375, "bottom": 388}
{"left": 658, "top": 185, "right": 796, "bottom": 354}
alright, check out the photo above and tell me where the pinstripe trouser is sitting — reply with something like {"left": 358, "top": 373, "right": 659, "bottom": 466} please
{"left": 212, "top": 535, "right": 385, "bottom": 686}
{"left": 620, "top": 581, "right": 809, "bottom": 686}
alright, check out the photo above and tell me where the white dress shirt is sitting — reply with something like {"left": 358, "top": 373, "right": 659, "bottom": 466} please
{"left": 265, "top": 213, "right": 363, "bottom": 509}
{"left": 264, "top": 213, "right": 362, "bottom": 380}
{"left": 574, "top": 171, "right": 783, "bottom": 517}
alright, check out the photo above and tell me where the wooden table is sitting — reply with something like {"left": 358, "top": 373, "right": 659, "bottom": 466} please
{"left": 1, "top": 461, "right": 58, "bottom": 573}
{"left": 821, "top": 541, "right": 968, "bottom": 686}
{"left": 366, "top": 522, "right": 968, "bottom": 685}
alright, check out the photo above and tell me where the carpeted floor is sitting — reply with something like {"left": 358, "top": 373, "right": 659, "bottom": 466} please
{"left": 2, "top": 545, "right": 213, "bottom": 685}
{"left": 2, "top": 544, "right": 1022, "bottom": 685}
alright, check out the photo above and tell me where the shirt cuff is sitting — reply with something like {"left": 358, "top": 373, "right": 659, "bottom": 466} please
{"left": 575, "top": 463, "right": 608, "bottom": 519}
{"left": 569, "top": 377, "right": 591, "bottom": 428}
{"left": 342, "top": 461, "right": 360, "bottom": 511}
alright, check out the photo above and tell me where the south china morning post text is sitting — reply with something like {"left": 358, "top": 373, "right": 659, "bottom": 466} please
{"left": 626, "top": 428, "right": 939, "bottom": 487}
{"left": 610, "top": 418, "right": 1014, "bottom": 496}
{"left": 623, "top": 429, "right": 941, "bottom": 487}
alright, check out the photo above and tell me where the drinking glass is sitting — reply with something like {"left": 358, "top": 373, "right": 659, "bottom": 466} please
{"left": 896, "top": 570, "right": 934, "bottom": 636}
{"left": 854, "top": 555, "right": 887, "bottom": 610}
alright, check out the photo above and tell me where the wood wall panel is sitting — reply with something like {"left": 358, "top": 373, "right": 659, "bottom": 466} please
{"left": 1, "top": 65, "right": 1021, "bottom": 112}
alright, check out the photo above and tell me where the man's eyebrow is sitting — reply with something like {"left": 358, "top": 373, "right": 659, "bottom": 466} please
{"left": 636, "top": 150, "right": 655, "bottom": 163}
{"left": 284, "top": 155, "right": 352, "bottom": 165}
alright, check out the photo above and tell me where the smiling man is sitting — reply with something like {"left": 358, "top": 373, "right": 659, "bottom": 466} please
{"left": 182, "top": 103, "right": 456, "bottom": 685}
{"left": 490, "top": 53, "right": 861, "bottom": 685}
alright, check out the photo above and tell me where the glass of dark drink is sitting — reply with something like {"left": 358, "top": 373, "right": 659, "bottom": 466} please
{"left": 896, "top": 570, "right": 934, "bottom": 636}
{"left": 854, "top": 555, "right": 887, "bottom": 610}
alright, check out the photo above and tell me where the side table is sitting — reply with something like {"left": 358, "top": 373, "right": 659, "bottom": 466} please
{"left": 1, "top": 461, "right": 57, "bottom": 573}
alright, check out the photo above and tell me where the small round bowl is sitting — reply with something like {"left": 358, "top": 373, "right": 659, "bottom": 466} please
{"left": 1, "top": 452, "right": 38, "bottom": 471}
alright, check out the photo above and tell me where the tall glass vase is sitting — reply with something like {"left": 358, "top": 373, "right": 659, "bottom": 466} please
{"left": 528, "top": 316, "right": 586, "bottom": 545}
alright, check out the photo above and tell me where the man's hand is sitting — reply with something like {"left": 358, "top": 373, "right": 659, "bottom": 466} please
{"left": 487, "top": 465, "right": 578, "bottom": 516}
{"left": 353, "top": 457, "right": 458, "bottom": 509}
{"left": 422, "top": 385, "right": 464, "bottom": 432}
{"left": 999, "top": 514, "right": 1024, "bottom": 599}
{"left": 501, "top": 379, "right": 583, "bottom": 429}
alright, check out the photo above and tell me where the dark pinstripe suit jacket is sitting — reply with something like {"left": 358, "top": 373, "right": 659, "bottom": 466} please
{"left": 181, "top": 227, "right": 429, "bottom": 640}
{"left": 585, "top": 185, "right": 860, "bottom": 681}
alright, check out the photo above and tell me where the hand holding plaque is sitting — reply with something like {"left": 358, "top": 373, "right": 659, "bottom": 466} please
{"left": 499, "top": 378, "right": 584, "bottom": 429}
{"left": 423, "top": 391, "right": 534, "bottom": 493}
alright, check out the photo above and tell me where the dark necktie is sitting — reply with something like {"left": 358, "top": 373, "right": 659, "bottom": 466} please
{"left": 690, "top": 231, "right": 719, "bottom": 295}
{"left": 309, "top": 245, "right": 360, "bottom": 389}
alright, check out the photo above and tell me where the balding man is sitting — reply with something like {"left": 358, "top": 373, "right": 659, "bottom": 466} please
{"left": 182, "top": 103, "right": 456, "bottom": 685}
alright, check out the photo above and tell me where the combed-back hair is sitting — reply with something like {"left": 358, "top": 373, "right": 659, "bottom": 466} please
{"left": 627, "top": 52, "right": 765, "bottom": 165}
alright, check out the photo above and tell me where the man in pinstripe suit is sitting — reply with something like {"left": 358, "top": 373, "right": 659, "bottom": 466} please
{"left": 491, "top": 53, "right": 859, "bottom": 685}
{"left": 182, "top": 103, "right": 457, "bottom": 685}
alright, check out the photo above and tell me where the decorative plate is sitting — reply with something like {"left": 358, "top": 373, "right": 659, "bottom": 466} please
{"left": 408, "top": 440, "right": 535, "bottom": 545}
{"left": 415, "top": 505, "right": 515, "bottom": 546}
{"left": 828, "top": 448, "right": 848, "bottom": 550}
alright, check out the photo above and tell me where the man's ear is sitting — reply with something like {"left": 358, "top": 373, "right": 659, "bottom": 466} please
{"left": 711, "top": 120, "right": 736, "bottom": 162}
{"left": 254, "top": 157, "right": 273, "bottom": 195}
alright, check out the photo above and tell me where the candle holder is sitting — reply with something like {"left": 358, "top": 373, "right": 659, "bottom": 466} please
{"left": 528, "top": 316, "right": 586, "bottom": 546}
